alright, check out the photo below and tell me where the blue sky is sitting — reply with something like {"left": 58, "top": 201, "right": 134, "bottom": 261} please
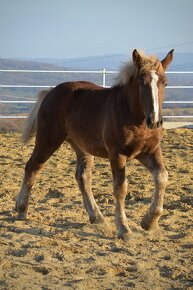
{"left": 1, "top": 0, "right": 193, "bottom": 59}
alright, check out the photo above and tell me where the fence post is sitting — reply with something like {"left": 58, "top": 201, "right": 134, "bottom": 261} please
{"left": 102, "top": 68, "right": 106, "bottom": 87}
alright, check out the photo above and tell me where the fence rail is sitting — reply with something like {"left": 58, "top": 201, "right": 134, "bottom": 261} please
{"left": 1, "top": 69, "right": 193, "bottom": 120}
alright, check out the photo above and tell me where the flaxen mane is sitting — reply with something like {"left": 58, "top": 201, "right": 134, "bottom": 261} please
{"left": 115, "top": 61, "right": 136, "bottom": 86}
{"left": 115, "top": 52, "right": 160, "bottom": 86}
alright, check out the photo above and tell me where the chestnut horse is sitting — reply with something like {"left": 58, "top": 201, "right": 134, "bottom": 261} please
{"left": 16, "top": 49, "right": 174, "bottom": 239}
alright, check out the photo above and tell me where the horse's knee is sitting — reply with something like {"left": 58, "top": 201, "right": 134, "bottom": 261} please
{"left": 113, "top": 179, "right": 128, "bottom": 199}
{"left": 154, "top": 168, "right": 168, "bottom": 189}
{"left": 25, "top": 156, "right": 44, "bottom": 185}
{"left": 76, "top": 159, "right": 92, "bottom": 183}
{"left": 160, "top": 168, "right": 168, "bottom": 183}
{"left": 75, "top": 170, "right": 82, "bottom": 185}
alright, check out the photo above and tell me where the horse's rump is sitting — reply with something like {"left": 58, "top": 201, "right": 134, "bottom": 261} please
{"left": 23, "top": 81, "right": 111, "bottom": 156}
{"left": 43, "top": 82, "right": 110, "bottom": 156}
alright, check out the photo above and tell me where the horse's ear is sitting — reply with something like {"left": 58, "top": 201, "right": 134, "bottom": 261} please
{"left": 132, "top": 49, "right": 142, "bottom": 67}
{"left": 161, "top": 49, "right": 174, "bottom": 71}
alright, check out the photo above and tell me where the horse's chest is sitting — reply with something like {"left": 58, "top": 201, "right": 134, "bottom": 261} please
{"left": 120, "top": 142, "right": 142, "bottom": 159}
{"left": 121, "top": 132, "right": 160, "bottom": 158}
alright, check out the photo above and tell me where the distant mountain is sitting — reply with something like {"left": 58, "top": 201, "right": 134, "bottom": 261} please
{"left": 1, "top": 53, "right": 193, "bottom": 101}
{"left": 0, "top": 58, "right": 65, "bottom": 70}
{"left": 13, "top": 54, "right": 127, "bottom": 70}
{"left": 35, "top": 54, "right": 128, "bottom": 70}
{"left": 13, "top": 52, "right": 193, "bottom": 70}
{"left": 1, "top": 54, "right": 192, "bottom": 123}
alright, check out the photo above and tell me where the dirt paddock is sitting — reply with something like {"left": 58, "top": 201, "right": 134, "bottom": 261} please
{"left": 0, "top": 128, "right": 193, "bottom": 289}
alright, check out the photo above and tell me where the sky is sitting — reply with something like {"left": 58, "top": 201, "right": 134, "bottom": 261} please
{"left": 1, "top": 0, "right": 193, "bottom": 59}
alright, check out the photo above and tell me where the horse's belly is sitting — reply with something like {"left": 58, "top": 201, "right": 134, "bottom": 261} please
{"left": 66, "top": 135, "right": 108, "bottom": 158}
{"left": 86, "top": 145, "right": 109, "bottom": 158}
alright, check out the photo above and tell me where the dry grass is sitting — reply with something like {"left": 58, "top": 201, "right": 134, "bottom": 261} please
{"left": 0, "top": 129, "right": 193, "bottom": 289}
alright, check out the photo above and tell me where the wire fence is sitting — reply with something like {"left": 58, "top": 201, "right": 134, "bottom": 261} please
{"left": 1, "top": 69, "right": 193, "bottom": 120}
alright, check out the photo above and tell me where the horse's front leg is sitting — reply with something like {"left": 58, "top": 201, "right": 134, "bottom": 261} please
{"left": 109, "top": 153, "right": 132, "bottom": 239}
{"left": 137, "top": 146, "right": 168, "bottom": 230}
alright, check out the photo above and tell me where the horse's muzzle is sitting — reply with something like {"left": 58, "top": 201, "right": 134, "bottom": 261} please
{"left": 146, "top": 117, "right": 163, "bottom": 129}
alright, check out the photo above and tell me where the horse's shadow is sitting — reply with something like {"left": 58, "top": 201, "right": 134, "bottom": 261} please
{"left": 41, "top": 188, "right": 64, "bottom": 201}
{"left": 3, "top": 187, "right": 191, "bottom": 242}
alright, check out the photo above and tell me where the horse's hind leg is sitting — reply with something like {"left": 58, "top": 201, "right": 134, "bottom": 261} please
{"left": 16, "top": 132, "right": 66, "bottom": 219}
{"left": 137, "top": 146, "right": 168, "bottom": 230}
{"left": 72, "top": 145, "right": 105, "bottom": 224}
{"left": 16, "top": 151, "right": 44, "bottom": 219}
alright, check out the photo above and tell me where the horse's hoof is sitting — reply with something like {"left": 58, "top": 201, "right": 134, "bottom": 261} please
{"left": 141, "top": 216, "right": 158, "bottom": 231}
{"left": 117, "top": 231, "right": 132, "bottom": 241}
{"left": 117, "top": 226, "right": 132, "bottom": 241}
{"left": 90, "top": 214, "right": 105, "bottom": 224}
{"left": 17, "top": 211, "right": 28, "bottom": 220}
{"left": 140, "top": 217, "right": 149, "bottom": 230}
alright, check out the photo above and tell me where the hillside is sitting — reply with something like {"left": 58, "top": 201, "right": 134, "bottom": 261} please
{"left": 1, "top": 54, "right": 193, "bottom": 132}
{"left": 13, "top": 52, "right": 193, "bottom": 70}
{"left": 1, "top": 54, "right": 193, "bottom": 99}
{"left": 0, "top": 58, "right": 102, "bottom": 98}
{"left": 1, "top": 54, "right": 193, "bottom": 90}
{"left": 0, "top": 58, "right": 65, "bottom": 70}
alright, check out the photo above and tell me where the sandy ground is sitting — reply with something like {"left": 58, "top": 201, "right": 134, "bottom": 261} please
{"left": 0, "top": 128, "right": 193, "bottom": 290}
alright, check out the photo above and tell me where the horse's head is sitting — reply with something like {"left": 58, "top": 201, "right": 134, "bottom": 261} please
{"left": 133, "top": 49, "right": 174, "bottom": 129}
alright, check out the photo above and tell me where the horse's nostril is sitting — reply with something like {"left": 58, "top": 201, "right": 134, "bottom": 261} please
{"left": 146, "top": 117, "right": 152, "bottom": 127}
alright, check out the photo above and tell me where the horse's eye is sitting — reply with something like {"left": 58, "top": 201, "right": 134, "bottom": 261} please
{"left": 161, "top": 79, "right": 167, "bottom": 87}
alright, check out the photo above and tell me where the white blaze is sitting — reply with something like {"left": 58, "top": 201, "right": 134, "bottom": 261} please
{"left": 150, "top": 71, "right": 159, "bottom": 122}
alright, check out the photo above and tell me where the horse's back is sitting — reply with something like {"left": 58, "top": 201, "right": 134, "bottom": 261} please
{"left": 43, "top": 80, "right": 107, "bottom": 108}
{"left": 36, "top": 81, "right": 110, "bottom": 157}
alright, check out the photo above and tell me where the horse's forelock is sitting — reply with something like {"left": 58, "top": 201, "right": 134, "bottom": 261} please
{"left": 138, "top": 55, "right": 161, "bottom": 74}
{"left": 115, "top": 53, "right": 161, "bottom": 86}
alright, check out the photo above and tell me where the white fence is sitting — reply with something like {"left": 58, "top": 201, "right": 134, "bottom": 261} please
{"left": 1, "top": 69, "right": 193, "bottom": 120}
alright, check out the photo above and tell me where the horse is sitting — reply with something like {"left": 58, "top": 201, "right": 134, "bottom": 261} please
{"left": 16, "top": 49, "right": 174, "bottom": 239}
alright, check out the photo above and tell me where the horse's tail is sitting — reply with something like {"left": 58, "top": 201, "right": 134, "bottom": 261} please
{"left": 21, "top": 88, "right": 52, "bottom": 144}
